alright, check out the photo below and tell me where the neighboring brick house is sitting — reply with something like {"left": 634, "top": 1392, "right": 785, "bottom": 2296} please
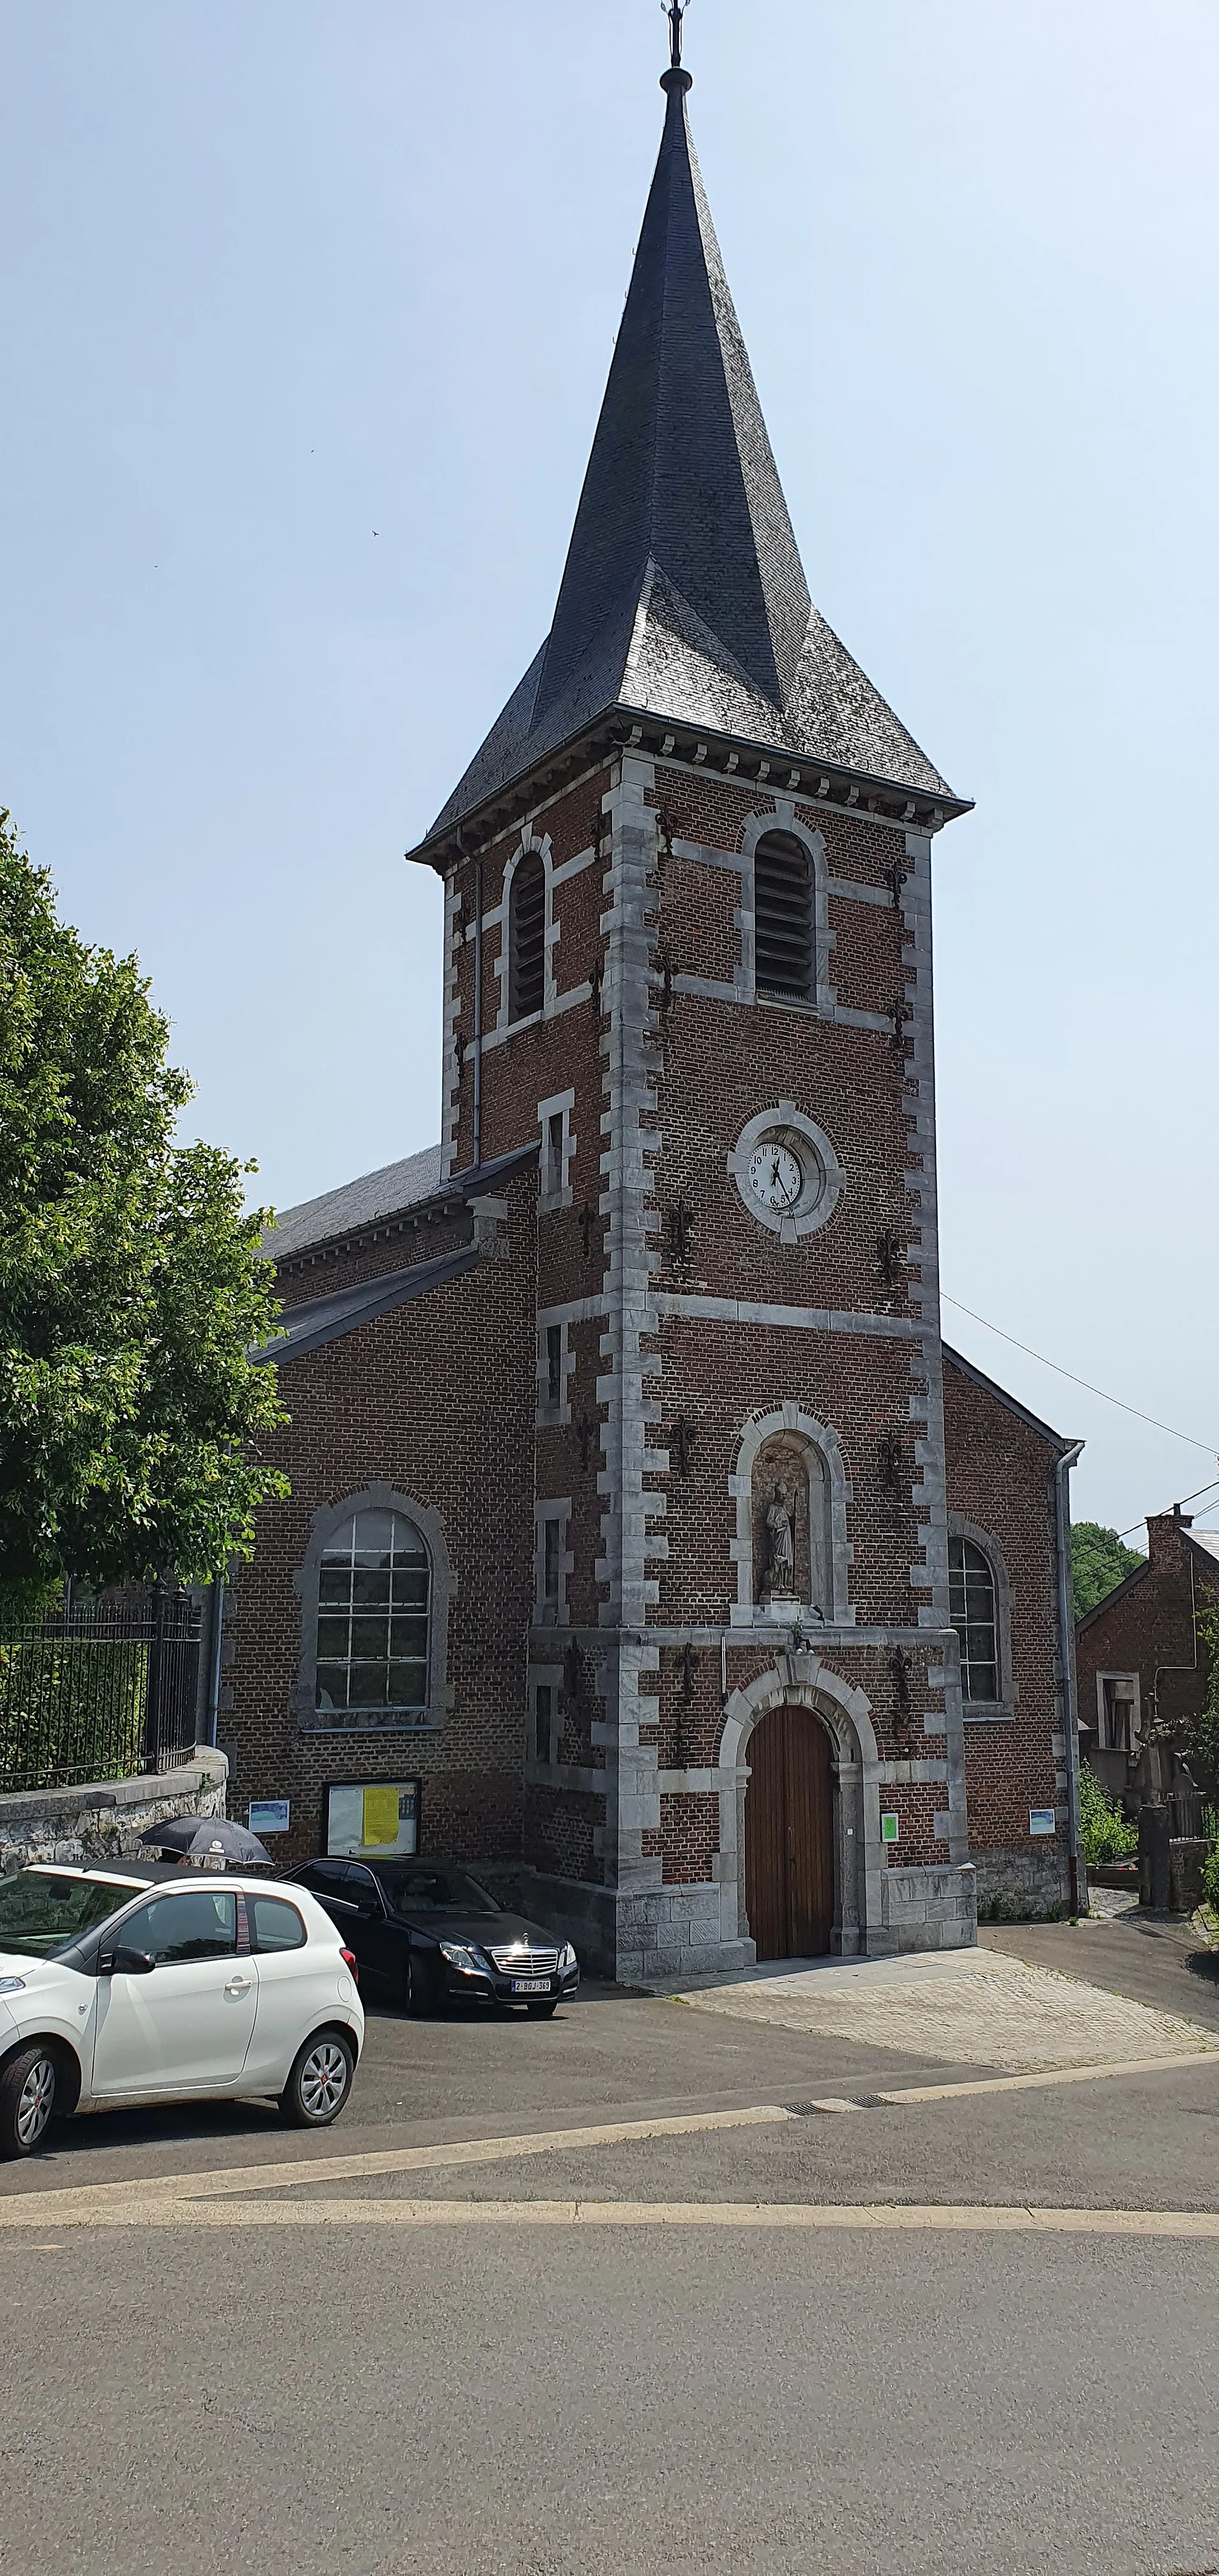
{"left": 220, "top": 55, "right": 1082, "bottom": 1972}
{"left": 1075, "top": 1511, "right": 1219, "bottom": 1811}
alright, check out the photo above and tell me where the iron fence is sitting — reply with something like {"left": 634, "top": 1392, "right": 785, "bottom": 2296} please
{"left": 0, "top": 1594, "right": 203, "bottom": 1795}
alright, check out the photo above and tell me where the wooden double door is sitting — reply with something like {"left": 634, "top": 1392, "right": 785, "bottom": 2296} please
{"left": 744, "top": 1706, "right": 836, "bottom": 1960}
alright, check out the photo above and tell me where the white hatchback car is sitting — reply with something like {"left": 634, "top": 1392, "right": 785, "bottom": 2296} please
{"left": 0, "top": 1861, "right": 365, "bottom": 2158}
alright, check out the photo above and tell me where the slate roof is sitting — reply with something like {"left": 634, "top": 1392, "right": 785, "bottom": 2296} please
{"left": 427, "top": 68, "right": 954, "bottom": 845}
{"left": 267, "top": 1144, "right": 443, "bottom": 1262}
{"left": 255, "top": 1246, "right": 479, "bottom": 1367}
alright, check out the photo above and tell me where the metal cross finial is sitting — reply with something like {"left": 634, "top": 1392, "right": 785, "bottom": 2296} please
{"left": 664, "top": 0, "right": 689, "bottom": 71}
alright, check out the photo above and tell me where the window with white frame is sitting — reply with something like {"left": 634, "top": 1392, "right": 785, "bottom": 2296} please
{"left": 948, "top": 1534, "right": 999, "bottom": 1703}
{"left": 315, "top": 1508, "right": 430, "bottom": 1719}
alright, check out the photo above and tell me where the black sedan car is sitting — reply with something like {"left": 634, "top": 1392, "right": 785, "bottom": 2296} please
{"left": 281, "top": 1859, "right": 579, "bottom": 2016}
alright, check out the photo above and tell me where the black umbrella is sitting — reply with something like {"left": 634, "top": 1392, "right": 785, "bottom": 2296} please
{"left": 139, "top": 1816, "right": 273, "bottom": 1866}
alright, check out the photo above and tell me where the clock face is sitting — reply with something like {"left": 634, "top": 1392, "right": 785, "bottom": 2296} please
{"left": 748, "top": 1140, "right": 804, "bottom": 1213}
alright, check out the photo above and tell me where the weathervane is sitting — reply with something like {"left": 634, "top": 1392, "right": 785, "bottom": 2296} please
{"left": 664, "top": 0, "right": 689, "bottom": 72}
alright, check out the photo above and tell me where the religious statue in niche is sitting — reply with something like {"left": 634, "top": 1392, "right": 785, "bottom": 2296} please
{"left": 751, "top": 1434, "right": 832, "bottom": 1615}
{"left": 763, "top": 1485, "right": 796, "bottom": 1598}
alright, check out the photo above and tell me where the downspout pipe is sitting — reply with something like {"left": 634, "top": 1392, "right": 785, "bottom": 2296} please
{"left": 1054, "top": 1441, "right": 1085, "bottom": 1913}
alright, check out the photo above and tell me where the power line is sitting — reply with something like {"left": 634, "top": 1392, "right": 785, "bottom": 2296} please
{"left": 1117, "top": 1476, "right": 1219, "bottom": 1541}
{"left": 941, "top": 1293, "right": 1219, "bottom": 1459}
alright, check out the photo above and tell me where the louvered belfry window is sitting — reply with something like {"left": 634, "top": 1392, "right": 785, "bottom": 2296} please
{"left": 508, "top": 852, "right": 546, "bottom": 1021}
{"left": 754, "top": 831, "right": 815, "bottom": 1002}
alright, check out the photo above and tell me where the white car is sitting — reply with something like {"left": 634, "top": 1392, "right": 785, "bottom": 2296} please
{"left": 0, "top": 1860, "right": 365, "bottom": 2159}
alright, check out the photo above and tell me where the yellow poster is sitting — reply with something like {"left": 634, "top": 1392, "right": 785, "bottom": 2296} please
{"left": 362, "top": 1784, "right": 401, "bottom": 1850}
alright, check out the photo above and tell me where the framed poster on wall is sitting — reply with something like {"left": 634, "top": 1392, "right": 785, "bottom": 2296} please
{"left": 325, "top": 1779, "right": 419, "bottom": 1859}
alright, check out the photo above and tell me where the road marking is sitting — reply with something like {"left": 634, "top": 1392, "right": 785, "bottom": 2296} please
{"left": 0, "top": 2048, "right": 1211, "bottom": 2222}
{"left": 0, "top": 2103, "right": 793, "bottom": 2220}
{"left": 793, "top": 2048, "right": 1219, "bottom": 2114}
{"left": 4, "top": 2198, "right": 1219, "bottom": 2234}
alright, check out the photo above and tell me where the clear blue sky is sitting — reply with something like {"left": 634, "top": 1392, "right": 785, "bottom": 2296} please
{"left": 3, "top": 0, "right": 1216, "bottom": 1543}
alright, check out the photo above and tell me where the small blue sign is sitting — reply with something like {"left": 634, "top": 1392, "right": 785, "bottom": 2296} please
{"left": 1029, "top": 1808, "right": 1056, "bottom": 1836}
{"left": 249, "top": 1799, "right": 291, "bottom": 1836}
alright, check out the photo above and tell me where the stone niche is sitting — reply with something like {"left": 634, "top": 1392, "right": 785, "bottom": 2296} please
{"left": 751, "top": 1433, "right": 832, "bottom": 1614}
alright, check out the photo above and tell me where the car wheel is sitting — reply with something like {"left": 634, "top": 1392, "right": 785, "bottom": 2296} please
{"left": 525, "top": 2000, "right": 560, "bottom": 2019}
{"left": 279, "top": 2030, "right": 355, "bottom": 2128}
{"left": 0, "top": 2046, "right": 59, "bottom": 2159}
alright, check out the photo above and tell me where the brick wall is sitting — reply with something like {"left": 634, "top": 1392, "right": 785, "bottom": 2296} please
{"left": 222, "top": 1162, "right": 538, "bottom": 1872}
{"left": 942, "top": 1352, "right": 1072, "bottom": 1916}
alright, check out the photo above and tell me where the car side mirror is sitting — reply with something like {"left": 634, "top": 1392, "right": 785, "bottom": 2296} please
{"left": 100, "top": 1945, "right": 156, "bottom": 1976}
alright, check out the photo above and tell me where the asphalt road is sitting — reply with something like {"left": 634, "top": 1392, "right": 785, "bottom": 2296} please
{"left": 4, "top": 2220, "right": 1218, "bottom": 2576}
{"left": 3, "top": 1913, "right": 1218, "bottom": 2575}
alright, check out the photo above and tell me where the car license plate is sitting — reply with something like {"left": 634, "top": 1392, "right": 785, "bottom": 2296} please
{"left": 511, "top": 1977, "right": 551, "bottom": 1995}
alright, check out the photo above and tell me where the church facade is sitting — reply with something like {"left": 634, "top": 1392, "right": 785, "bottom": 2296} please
{"left": 220, "top": 57, "right": 1084, "bottom": 1977}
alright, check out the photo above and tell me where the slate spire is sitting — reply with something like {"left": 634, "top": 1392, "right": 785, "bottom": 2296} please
{"left": 535, "top": 62, "right": 809, "bottom": 726}
{"left": 427, "top": 56, "right": 954, "bottom": 840}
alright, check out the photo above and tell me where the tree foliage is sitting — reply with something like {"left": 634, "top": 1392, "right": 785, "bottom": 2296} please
{"left": 1071, "top": 1521, "right": 1145, "bottom": 1621}
{"left": 0, "top": 812, "right": 287, "bottom": 1622}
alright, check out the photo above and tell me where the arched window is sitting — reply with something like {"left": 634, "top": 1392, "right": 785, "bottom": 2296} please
{"left": 754, "top": 831, "right": 814, "bottom": 1002}
{"left": 507, "top": 851, "right": 546, "bottom": 1022}
{"left": 315, "top": 1508, "right": 430, "bottom": 1717}
{"left": 948, "top": 1535, "right": 998, "bottom": 1703}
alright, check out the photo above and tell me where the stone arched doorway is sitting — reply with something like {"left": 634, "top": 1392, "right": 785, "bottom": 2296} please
{"left": 744, "top": 1703, "right": 836, "bottom": 1959}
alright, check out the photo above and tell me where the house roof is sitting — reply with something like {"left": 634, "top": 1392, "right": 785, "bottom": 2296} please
{"left": 417, "top": 67, "right": 960, "bottom": 855}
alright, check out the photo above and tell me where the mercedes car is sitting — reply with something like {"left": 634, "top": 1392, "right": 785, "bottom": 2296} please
{"left": 282, "top": 1858, "right": 579, "bottom": 2015}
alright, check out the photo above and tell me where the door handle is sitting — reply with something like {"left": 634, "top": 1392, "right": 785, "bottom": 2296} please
{"left": 224, "top": 1974, "right": 252, "bottom": 1997}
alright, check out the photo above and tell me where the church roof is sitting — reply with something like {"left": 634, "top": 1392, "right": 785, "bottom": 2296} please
{"left": 267, "top": 1144, "right": 443, "bottom": 1262}
{"left": 422, "top": 66, "right": 956, "bottom": 853}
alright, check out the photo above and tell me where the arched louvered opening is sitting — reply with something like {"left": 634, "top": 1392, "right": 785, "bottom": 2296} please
{"left": 754, "top": 831, "right": 815, "bottom": 1002}
{"left": 508, "top": 852, "right": 546, "bottom": 1022}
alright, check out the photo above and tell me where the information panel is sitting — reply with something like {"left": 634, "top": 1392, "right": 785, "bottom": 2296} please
{"left": 325, "top": 1780, "right": 419, "bottom": 1858}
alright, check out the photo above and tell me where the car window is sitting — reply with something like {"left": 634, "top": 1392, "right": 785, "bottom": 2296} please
{"left": 295, "top": 1862, "right": 344, "bottom": 1890}
{"left": 250, "top": 1895, "right": 307, "bottom": 1952}
{"left": 0, "top": 1871, "right": 141, "bottom": 1959}
{"left": 116, "top": 1889, "right": 238, "bottom": 1965}
{"left": 373, "top": 1866, "right": 498, "bottom": 1913}
{"left": 343, "top": 1866, "right": 383, "bottom": 1909}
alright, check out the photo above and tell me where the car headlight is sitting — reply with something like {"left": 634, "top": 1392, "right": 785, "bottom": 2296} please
{"left": 558, "top": 1943, "right": 577, "bottom": 1974}
{"left": 439, "top": 1941, "right": 489, "bottom": 1974}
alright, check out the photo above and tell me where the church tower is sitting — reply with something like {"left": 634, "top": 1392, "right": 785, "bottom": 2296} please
{"left": 408, "top": 39, "right": 977, "bottom": 1975}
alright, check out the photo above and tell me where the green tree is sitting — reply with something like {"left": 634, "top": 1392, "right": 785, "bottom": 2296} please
{"left": 1071, "top": 1521, "right": 1145, "bottom": 1621}
{"left": 0, "top": 812, "right": 287, "bottom": 1624}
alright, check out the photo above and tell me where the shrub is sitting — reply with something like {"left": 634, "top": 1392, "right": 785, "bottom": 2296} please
{"left": 1078, "top": 1762, "right": 1138, "bottom": 1866}
{"left": 0, "top": 1635, "right": 147, "bottom": 1793}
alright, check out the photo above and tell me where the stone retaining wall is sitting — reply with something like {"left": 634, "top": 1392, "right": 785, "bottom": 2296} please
{"left": 0, "top": 1751, "right": 228, "bottom": 1873}
{"left": 877, "top": 1862, "right": 977, "bottom": 1953}
{"left": 974, "top": 1843, "right": 1071, "bottom": 1920}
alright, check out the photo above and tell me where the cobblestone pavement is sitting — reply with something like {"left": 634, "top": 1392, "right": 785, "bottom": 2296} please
{"left": 677, "top": 1945, "right": 1219, "bottom": 2073}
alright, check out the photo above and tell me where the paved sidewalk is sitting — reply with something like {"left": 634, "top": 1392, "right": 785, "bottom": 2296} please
{"left": 675, "top": 1944, "right": 1219, "bottom": 2073}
